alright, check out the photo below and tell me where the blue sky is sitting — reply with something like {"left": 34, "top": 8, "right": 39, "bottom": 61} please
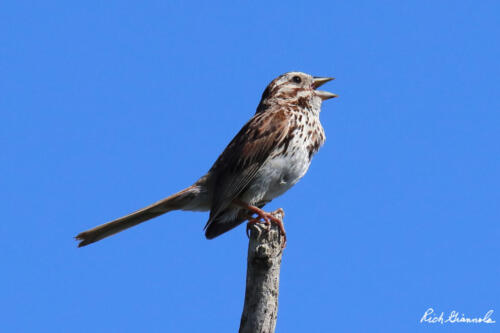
{"left": 1, "top": 1, "right": 499, "bottom": 332}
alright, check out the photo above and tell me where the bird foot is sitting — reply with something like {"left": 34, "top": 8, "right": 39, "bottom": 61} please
{"left": 245, "top": 217, "right": 270, "bottom": 238}
{"left": 237, "top": 202, "right": 286, "bottom": 248}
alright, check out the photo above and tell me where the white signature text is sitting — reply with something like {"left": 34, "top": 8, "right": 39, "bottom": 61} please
{"left": 420, "top": 308, "right": 495, "bottom": 324}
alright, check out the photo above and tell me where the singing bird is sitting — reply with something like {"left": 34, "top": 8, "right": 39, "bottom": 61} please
{"left": 76, "top": 72, "right": 337, "bottom": 247}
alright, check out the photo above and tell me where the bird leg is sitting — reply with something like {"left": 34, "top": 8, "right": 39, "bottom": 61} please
{"left": 234, "top": 200, "right": 287, "bottom": 247}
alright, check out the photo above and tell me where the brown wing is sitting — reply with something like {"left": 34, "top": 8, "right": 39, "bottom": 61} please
{"left": 205, "top": 109, "right": 291, "bottom": 227}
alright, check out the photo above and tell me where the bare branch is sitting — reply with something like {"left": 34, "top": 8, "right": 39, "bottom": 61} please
{"left": 239, "top": 209, "right": 285, "bottom": 333}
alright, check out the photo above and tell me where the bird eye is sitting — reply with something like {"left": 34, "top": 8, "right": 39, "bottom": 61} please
{"left": 292, "top": 76, "right": 302, "bottom": 84}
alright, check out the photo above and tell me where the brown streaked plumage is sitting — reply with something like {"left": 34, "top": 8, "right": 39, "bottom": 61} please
{"left": 75, "top": 72, "right": 337, "bottom": 247}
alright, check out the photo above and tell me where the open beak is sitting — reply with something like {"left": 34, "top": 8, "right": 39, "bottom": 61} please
{"left": 312, "top": 77, "right": 338, "bottom": 100}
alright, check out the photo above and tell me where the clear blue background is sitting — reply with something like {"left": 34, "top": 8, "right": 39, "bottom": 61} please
{"left": 1, "top": 1, "right": 498, "bottom": 332}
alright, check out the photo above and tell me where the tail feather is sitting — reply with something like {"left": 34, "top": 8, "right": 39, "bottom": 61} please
{"left": 204, "top": 202, "right": 268, "bottom": 239}
{"left": 204, "top": 208, "right": 247, "bottom": 239}
{"left": 76, "top": 186, "right": 197, "bottom": 247}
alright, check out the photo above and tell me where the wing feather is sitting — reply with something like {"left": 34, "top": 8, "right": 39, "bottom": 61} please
{"left": 205, "top": 110, "right": 290, "bottom": 227}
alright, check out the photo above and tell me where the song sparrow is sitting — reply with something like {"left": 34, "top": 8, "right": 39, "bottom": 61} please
{"left": 76, "top": 72, "right": 337, "bottom": 247}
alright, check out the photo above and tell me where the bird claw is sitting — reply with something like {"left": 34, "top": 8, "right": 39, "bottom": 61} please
{"left": 265, "top": 212, "right": 287, "bottom": 249}
{"left": 234, "top": 200, "right": 287, "bottom": 248}
{"left": 244, "top": 211, "right": 286, "bottom": 248}
{"left": 246, "top": 216, "right": 270, "bottom": 238}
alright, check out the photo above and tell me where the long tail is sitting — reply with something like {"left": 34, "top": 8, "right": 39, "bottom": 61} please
{"left": 75, "top": 186, "right": 198, "bottom": 247}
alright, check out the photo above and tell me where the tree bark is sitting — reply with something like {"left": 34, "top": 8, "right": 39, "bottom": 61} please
{"left": 239, "top": 209, "right": 285, "bottom": 333}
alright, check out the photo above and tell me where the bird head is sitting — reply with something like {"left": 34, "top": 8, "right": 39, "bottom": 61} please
{"left": 257, "top": 72, "right": 337, "bottom": 113}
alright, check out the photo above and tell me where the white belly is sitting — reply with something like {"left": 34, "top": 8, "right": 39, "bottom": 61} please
{"left": 240, "top": 111, "right": 325, "bottom": 205}
{"left": 241, "top": 139, "right": 313, "bottom": 205}
{"left": 263, "top": 154, "right": 310, "bottom": 200}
